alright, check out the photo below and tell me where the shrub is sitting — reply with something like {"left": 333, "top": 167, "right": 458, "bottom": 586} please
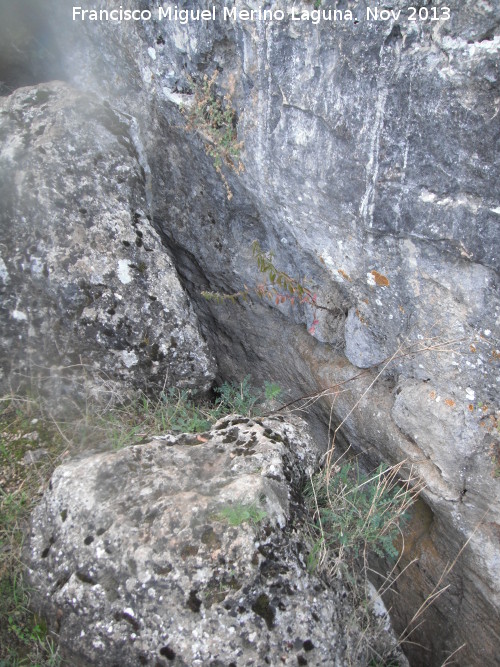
{"left": 184, "top": 71, "right": 243, "bottom": 198}
{"left": 304, "top": 461, "right": 417, "bottom": 576}
{"left": 214, "top": 376, "right": 260, "bottom": 416}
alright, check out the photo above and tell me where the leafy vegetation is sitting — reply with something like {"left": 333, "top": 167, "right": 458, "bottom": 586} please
{"left": 214, "top": 375, "right": 260, "bottom": 417}
{"left": 263, "top": 381, "right": 282, "bottom": 402}
{"left": 202, "top": 241, "right": 323, "bottom": 334}
{"left": 304, "top": 461, "right": 418, "bottom": 576}
{"left": 61, "top": 376, "right": 280, "bottom": 452}
{"left": 134, "top": 376, "right": 280, "bottom": 437}
{"left": 303, "top": 459, "right": 422, "bottom": 664}
{"left": 217, "top": 502, "right": 267, "bottom": 527}
{"left": 184, "top": 71, "right": 242, "bottom": 198}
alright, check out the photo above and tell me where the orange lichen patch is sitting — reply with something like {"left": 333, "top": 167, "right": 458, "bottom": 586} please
{"left": 429, "top": 391, "right": 437, "bottom": 400}
{"left": 470, "top": 344, "right": 477, "bottom": 353}
{"left": 445, "top": 399, "right": 455, "bottom": 408}
{"left": 355, "top": 309, "right": 367, "bottom": 324}
{"left": 469, "top": 404, "right": 474, "bottom": 411}
{"left": 399, "top": 305, "right": 405, "bottom": 313}
{"left": 371, "top": 270, "right": 390, "bottom": 287}
{"left": 337, "top": 269, "right": 352, "bottom": 281}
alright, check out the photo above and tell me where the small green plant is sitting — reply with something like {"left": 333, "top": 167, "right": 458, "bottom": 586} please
{"left": 214, "top": 376, "right": 282, "bottom": 416}
{"left": 6, "top": 575, "right": 45, "bottom": 646}
{"left": 74, "top": 387, "right": 215, "bottom": 452}
{"left": 136, "top": 378, "right": 279, "bottom": 439}
{"left": 76, "top": 377, "right": 281, "bottom": 452}
{"left": 214, "top": 376, "right": 260, "bottom": 416}
{"left": 184, "top": 71, "right": 243, "bottom": 198}
{"left": 202, "top": 241, "right": 323, "bottom": 334}
{"left": 217, "top": 502, "right": 267, "bottom": 526}
{"left": 305, "top": 461, "right": 417, "bottom": 575}
{"left": 368, "top": 659, "right": 400, "bottom": 667}
{"left": 264, "top": 381, "right": 282, "bottom": 402}
{"left": 142, "top": 388, "right": 213, "bottom": 434}
{"left": 303, "top": 459, "right": 424, "bottom": 663}
{"left": 100, "top": 414, "right": 147, "bottom": 451}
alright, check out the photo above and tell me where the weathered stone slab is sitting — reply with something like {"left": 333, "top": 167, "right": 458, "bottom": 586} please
{"left": 25, "top": 415, "right": 405, "bottom": 666}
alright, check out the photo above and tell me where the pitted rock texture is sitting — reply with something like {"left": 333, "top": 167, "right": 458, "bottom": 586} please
{"left": 0, "top": 82, "right": 215, "bottom": 402}
{"left": 25, "top": 0, "right": 500, "bottom": 663}
{"left": 25, "top": 415, "right": 405, "bottom": 666}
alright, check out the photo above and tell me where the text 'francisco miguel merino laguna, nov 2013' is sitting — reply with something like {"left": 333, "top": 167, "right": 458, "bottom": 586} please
{"left": 72, "top": 5, "right": 452, "bottom": 24}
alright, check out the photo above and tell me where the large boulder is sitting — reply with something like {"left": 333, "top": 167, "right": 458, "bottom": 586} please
{"left": 0, "top": 82, "right": 216, "bottom": 403}
{"left": 25, "top": 415, "right": 406, "bottom": 666}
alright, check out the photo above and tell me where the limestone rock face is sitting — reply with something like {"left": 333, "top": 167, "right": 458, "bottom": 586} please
{"left": 24, "top": 0, "right": 500, "bottom": 663}
{"left": 25, "top": 415, "right": 405, "bottom": 666}
{"left": 0, "top": 82, "right": 215, "bottom": 401}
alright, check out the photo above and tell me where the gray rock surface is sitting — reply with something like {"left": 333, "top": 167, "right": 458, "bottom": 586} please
{"left": 0, "top": 81, "right": 215, "bottom": 403}
{"left": 25, "top": 415, "right": 406, "bottom": 666}
{"left": 17, "top": 0, "right": 500, "bottom": 663}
